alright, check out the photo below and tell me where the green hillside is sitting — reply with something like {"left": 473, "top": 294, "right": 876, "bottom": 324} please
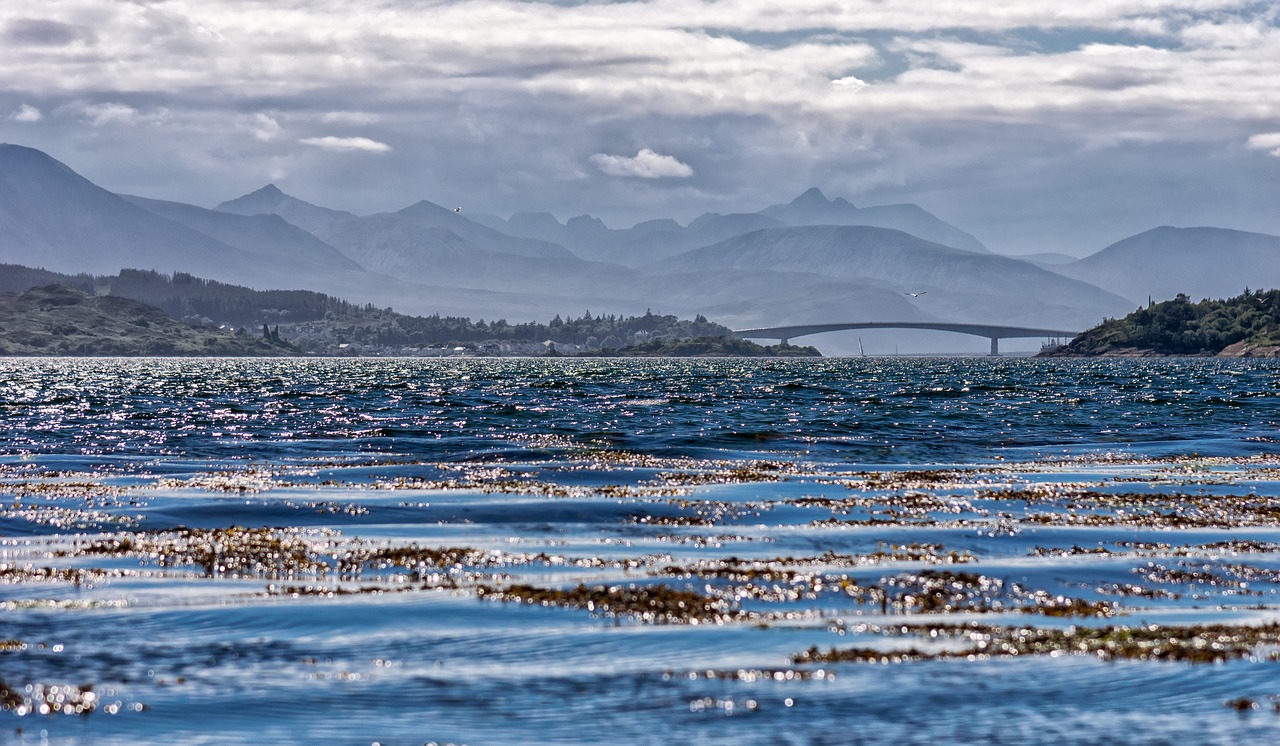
{"left": 1044, "top": 290, "right": 1280, "bottom": 356}
{"left": 0, "top": 265, "right": 755, "bottom": 356}
{"left": 0, "top": 285, "right": 295, "bottom": 356}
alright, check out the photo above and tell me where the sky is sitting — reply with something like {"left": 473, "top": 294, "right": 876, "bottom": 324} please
{"left": 2, "top": 0, "right": 1279, "bottom": 256}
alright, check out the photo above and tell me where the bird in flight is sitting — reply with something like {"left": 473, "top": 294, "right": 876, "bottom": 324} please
{"left": 905, "top": 291, "right": 927, "bottom": 298}
{"left": 454, "top": 207, "right": 462, "bottom": 213}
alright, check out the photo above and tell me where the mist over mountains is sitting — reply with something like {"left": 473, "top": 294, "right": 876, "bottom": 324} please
{"left": 3, "top": 143, "right": 1274, "bottom": 353}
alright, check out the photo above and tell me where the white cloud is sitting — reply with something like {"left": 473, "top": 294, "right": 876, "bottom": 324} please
{"left": 300, "top": 135, "right": 391, "bottom": 153}
{"left": 9, "top": 103, "right": 42, "bottom": 122}
{"left": 590, "top": 148, "right": 693, "bottom": 178}
{"left": 82, "top": 102, "right": 139, "bottom": 126}
{"left": 322, "top": 111, "right": 379, "bottom": 125}
{"left": 78, "top": 102, "right": 169, "bottom": 127}
{"left": 1246, "top": 133, "right": 1280, "bottom": 157}
{"left": 831, "top": 76, "right": 869, "bottom": 89}
{"left": 245, "top": 113, "right": 281, "bottom": 141}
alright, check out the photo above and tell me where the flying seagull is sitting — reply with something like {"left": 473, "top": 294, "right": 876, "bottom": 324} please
{"left": 905, "top": 291, "right": 927, "bottom": 298}
{"left": 454, "top": 207, "right": 462, "bottom": 213}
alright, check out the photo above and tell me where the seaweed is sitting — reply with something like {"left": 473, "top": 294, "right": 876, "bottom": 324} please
{"left": 478, "top": 582, "right": 738, "bottom": 624}
{"left": 793, "top": 622, "right": 1280, "bottom": 665}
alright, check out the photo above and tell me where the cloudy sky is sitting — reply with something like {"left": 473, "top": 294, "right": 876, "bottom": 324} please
{"left": 2, "top": 0, "right": 1279, "bottom": 255}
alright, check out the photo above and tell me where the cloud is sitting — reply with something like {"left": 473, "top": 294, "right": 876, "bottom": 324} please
{"left": 3, "top": 18, "right": 94, "bottom": 47}
{"left": 78, "top": 102, "right": 169, "bottom": 127}
{"left": 831, "top": 76, "right": 869, "bottom": 89}
{"left": 0, "top": 0, "right": 1277, "bottom": 254}
{"left": 8, "top": 104, "right": 42, "bottom": 122}
{"left": 322, "top": 111, "right": 379, "bottom": 125}
{"left": 590, "top": 148, "right": 693, "bottom": 178}
{"left": 1246, "top": 133, "right": 1280, "bottom": 157}
{"left": 300, "top": 136, "right": 391, "bottom": 153}
{"left": 245, "top": 113, "right": 281, "bottom": 141}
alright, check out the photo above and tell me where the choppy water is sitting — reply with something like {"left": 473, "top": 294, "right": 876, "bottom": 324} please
{"left": 3, "top": 357, "right": 1280, "bottom": 745}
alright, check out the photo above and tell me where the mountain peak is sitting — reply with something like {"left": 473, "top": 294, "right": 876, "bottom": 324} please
{"left": 397, "top": 199, "right": 453, "bottom": 218}
{"left": 0, "top": 143, "right": 81, "bottom": 182}
{"left": 791, "top": 187, "right": 830, "bottom": 206}
{"left": 567, "top": 214, "right": 607, "bottom": 230}
{"left": 216, "top": 183, "right": 356, "bottom": 232}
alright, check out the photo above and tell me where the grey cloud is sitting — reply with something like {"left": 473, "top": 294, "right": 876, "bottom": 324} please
{"left": 455, "top": 55, "right": 664, "bottom": 80}
{"left": 8, "top": 104, "right": 42, "bottom": 122}
{"left": 3, "top": 18, "right": 96, "bottom": 47}
{"left": 0, "top": 1, "right": 1277, "bottom": 258}
{"left": 1059, "top": 68, "right": 1167, "bottom": 90}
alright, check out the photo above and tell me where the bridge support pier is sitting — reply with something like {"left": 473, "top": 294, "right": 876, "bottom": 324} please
{"left": 779, "top": 338, "right": 789, "bottom": 346}
{"left": 989, "top": 337, "right": 999, "bottom": 356}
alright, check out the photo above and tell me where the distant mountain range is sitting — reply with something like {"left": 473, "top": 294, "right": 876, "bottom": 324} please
{"left": 759, "top": 188, "right": 989, "bottom": 253}
{"left": 471, "top": 186, "right": 988, "bottom": 266}
{"left": 3, "top": 142, "right": 1275, "bottom": 353}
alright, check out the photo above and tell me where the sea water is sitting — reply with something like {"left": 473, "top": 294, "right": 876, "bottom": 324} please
{"left": 2, "top": 357, "right": 1280, "bottom": 744}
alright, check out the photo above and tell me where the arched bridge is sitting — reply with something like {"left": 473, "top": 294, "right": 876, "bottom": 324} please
{"left": 732, "top": 322, "right": 1080, "bottom": 356}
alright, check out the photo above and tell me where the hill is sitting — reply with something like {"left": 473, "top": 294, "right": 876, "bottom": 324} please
{"left": 1058, "top": 226, "right": 1280, "bottom": 304}
{"left": 1041, "top": 289, "right": 1280, "bottom": 357}
{"left": 658, "top": 225, "right": 1132, "bottom": 330}
{"left": 122, "top": 195, "right": 364, "bottom": 272}
{"left": 0, "top": 265, "right": 736, "bottom": 356}
{"left": 0, "top": 285, "right": 296, "bottom": 356}
{"left": 0, "top": 144, "right": 271, "bottom": 283}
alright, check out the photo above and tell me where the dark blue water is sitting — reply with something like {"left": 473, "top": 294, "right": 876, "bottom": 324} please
{"left": 4, "top": 357, "right": 1279, "bottom": 463}
{"left": 3, "top": 358, "right": 1280, "bottom": 745}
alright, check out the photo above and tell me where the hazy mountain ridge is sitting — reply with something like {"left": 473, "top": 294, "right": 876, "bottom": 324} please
{"left": 317, "top": 217, "right": 637, "bottom": 296}
{"left": 759, "top": 188, "right": 990, "bottom": 254}
{"left": 355, "top": 201, "right": 577, "bottom": 260}
{"left": 661, "top": 225, "right": 1125, "bottom": 302}
{"left": 0, "top": 144, "right": 270, "bottom": 282}
{"left": 658, "top": 225, "right": 1134, "bottom": 329}
{"left": 472, "top": 187, "right": 985, "bottom": 266}
{"left": 1057, "top": 226, "right": 1280, "bottom": 305}
{"left": 122, "top": 194, "right": 364, "bottom": 273}
{"left": 215, "top": 184, "right": 357, "bottom": 233}
{"left": 475, "top": 210, "right": 788, "bottom": 266}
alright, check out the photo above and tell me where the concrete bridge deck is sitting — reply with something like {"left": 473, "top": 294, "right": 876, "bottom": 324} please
{"left": 732, "top": 321, "right": 1080, "bottom": 355}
